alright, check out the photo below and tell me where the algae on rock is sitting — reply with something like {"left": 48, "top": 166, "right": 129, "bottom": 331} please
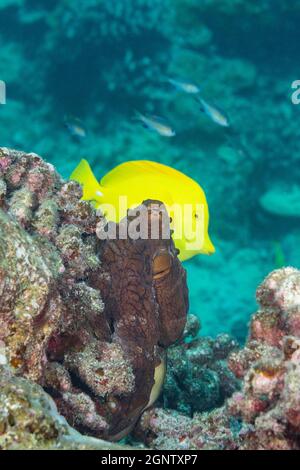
{"left": 0, "top": 366, "right": 134, "bottom": 450}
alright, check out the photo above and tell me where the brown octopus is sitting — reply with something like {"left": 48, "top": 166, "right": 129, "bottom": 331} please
{"left": 45, "top": 200, "right": 188, "bottom": 440}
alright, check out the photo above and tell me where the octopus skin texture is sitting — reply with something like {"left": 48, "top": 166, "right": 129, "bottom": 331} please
{"left": 0, "top": 149, "right": 189, "bottom": 442}
{"left": 46, "top": 201, "right": 189, "bottom": 440}
{"left": 87, "top": 200, "right": 189, "bottom": 439}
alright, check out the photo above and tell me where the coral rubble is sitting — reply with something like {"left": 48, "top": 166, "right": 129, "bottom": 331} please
{"left": 0, "top": 148, "right": 188, "bottom": 442}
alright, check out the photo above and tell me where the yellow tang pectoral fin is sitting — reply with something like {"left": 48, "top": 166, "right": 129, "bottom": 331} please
{"left": 70, "top": 159, "right": 102, "bottom": 201}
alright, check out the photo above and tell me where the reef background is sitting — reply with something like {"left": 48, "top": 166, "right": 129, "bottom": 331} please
{"left": 1, "top": 0, "right": 300, "bottom": 341}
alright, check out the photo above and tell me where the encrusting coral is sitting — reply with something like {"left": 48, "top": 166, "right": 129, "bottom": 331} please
{"left": 226, "top": 267, "right": 300, "bottom": 449}
{"left": 162, "top": 314, "right": 240, "bottom": 416}
{"left": 0, "top": 147, "right": 188, "bottom": 443}
{"left": 135, "top": 267, "right": 300, "bottom": 450}
{"left": 0, "top": 365, "right": 135, "bottom": 450}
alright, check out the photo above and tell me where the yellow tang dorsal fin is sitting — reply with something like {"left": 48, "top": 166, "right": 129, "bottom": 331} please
{"left": 100, "top": 160, "right": 149, "bottom": 187}
{"left": 100, "top": 160, "right": 188, "bottom": 187}
{"left": 70, "top": 159, "right": 103, "bottom": 201}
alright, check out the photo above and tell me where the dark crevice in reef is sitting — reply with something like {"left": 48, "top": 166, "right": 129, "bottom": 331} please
{"left": 67, "top": 369, "right": 105, "bottom": 406}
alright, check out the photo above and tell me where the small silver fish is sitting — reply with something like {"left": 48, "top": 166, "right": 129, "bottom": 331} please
{"left": 196, "top": 97, "right": 230, "bottom": 127}
{"left": 135, "top": 111, "right": 176, "bottom": 137}
{"left": 166, "top": 77, "right": 201, "bottom": 94}
{"left": 64, "top": 117, "right": 87, "bottom": 140}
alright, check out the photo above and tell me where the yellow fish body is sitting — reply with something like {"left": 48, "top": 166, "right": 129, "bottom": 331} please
{"left": 70, "top": 159, "right": 215, "bottom": 261}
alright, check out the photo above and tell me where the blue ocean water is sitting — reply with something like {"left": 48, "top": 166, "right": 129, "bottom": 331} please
{"left": 1, "top": 0, "right": 300, "bottom": 342}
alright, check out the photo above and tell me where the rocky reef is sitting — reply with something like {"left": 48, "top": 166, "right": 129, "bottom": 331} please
{"left": 0, "top": 366, "right": 134, "bottom": 450}
{"left": 1, "top": 0, "right": 300, "bottom": 340}
{"left": 0, "top": 147, "right": 188, "bottom": 444}
{"left": 162, "top": 314, "right": 240, "bottom": 416}
{"left": 136, "top": 267, "right": 300, "bottom": 450}
{"left": 1, "top": 147, "right": 300, "bottom": 450}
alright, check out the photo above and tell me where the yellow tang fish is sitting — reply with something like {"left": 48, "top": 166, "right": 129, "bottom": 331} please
{"left": 70, "top": 159, "right": 215, "bottom": 261}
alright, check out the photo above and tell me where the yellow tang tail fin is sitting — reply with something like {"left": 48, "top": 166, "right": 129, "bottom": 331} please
{"left": 70, "top": 159, "right": 102, "bottom": 201}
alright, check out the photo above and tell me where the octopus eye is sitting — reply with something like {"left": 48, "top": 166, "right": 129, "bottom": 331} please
{"left": 153, "top": 252, "right": 172, "bottom": 280}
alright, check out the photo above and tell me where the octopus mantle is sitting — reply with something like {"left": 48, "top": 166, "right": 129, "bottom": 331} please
{"left": 0, "top": 149, "right": 189, "bottom": 440}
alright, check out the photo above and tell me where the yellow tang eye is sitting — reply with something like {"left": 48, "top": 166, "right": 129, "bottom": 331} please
{"left": 194, "top": 213, "right": 199, "bottom": 219}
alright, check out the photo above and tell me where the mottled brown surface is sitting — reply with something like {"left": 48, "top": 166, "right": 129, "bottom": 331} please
{"left": 91, "top": 201, "right": 189, "bottom": 438}
{"left": 47, "top": 201, "right": 189, "bottom": 439}
{"left": 0, "top": 148, "right": 189, "bottom": 442}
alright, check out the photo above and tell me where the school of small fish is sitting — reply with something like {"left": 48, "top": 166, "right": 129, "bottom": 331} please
{"left": 134, "top": 76, "right": 230, "bottom": 137}
{"left": 64, "top": 76, "right": 230, "bottom": 140}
